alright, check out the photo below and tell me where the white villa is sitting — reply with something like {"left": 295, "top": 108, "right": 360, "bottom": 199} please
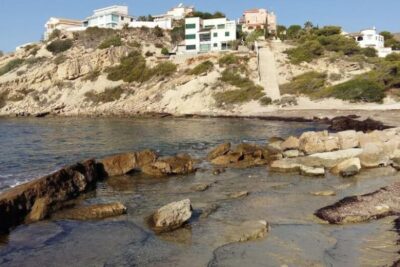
{"left": 82, "top": 6, "right": 134, "bottom": 29}
{"left": 153, "top": 3, "right": 194, "bottom": 21}
{"left": 353, "top": 27, "right": 393, "bottom": 57}
{"left": 44, "top": 17, "right": 84, "bottom": 39}
{"left": 184, "top": 17, "right": 237, "bottom": 53}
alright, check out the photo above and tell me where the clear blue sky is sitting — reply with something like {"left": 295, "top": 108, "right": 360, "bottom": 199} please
{"left": 0, "top": 0, "right": 399, "bottom": 52}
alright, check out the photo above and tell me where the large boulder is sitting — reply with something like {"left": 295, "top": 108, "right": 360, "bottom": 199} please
{"left": 315, "top": 182, "right": 400, "bottom": 224}
{"left": 151, "top": 199, "right": 192, "bottom": 233}
{"left": 207, "top": 143, "right": 231, "bottom": 160}
{"left": 299, "top": 131, "right": 328, "bottom": 155}
{"left": 337, "top": 130, "right": 359, "bottom": 150}
{"left": 280, "top": 136, "right": 300, "bottom": 151}
{"left": 52, "top": 202, "right": 127, "bottom": 221}
{"left": 299, "top": 148, "right": 363, "bottom": 168}
{"left": 359, "top": 143, "right": 390, "bottom": 168}
{"left": 0, "top": 159, "right": 101, "bottom": 233}
{"left": 142, "top": 153, "right": 195, "bottom": 177}
{"left": 323, "top": 135, "right": 340, "bottom": 152}
{"left": 331, "top": 158, "right": 361, "bottom": 177}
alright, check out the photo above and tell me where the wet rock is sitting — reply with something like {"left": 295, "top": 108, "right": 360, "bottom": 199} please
{"left": 299, "top": 131, "right": 328, "bottom": 155}
{"left": 207, "top": 143, "right": 231, "bottom": 160}
{"left": 300, "top": 165, "right": 325, "bottom": 177}
{"left": 283, "top": 150, "right": 300, "bottom": 158}
{"left": 234, "top": 143, "right": 264, "bottom": 157}
{"left": 211, "top": 152, "right": 243, "bottom": 165}
{"left": 300, "top": 148, "right": 363, "bottom": 168}
{"left": 142, "top": 153, "right": 195, "bottom": 177}
{"left": 135, "top": 149, "right": 158, "bottom": 167}
{"left": 0, "top": 159, "right": 101, "bottom": 233}
{"left": 191, "top": 183, "right": 210, "bottom": 192}
{"left": 211, "top": 143, "right": 267, "bottom": 168}
{"left": 328, "top": 116, "right": 390, "bottom": 132}
{"left": 52, "top": 202, "right": 127, "bottom": 221}
{"left": 280, "top": 136, "right": 300, "bottom": 151}
{"left": 227, "top": 191, "right": 249, "bottom": 199}
{"left": 270, "top": 159, "right": 301, "bottom": 173}
{"left": 224, "top": 220, "right": 269, "bottom": 243}
{"left": 213, "top": 168, "right": 226, "bottom": 175}
{"left": 337, "top": 130, "right": 360, "bottom": 150}
{"left": 200, "top": 203, "right": 219, "bottom": 219}
{"left": 315, "top": 183, "right": 400, "bottom": 224}
{"left": 359, "top": 143, "right": 390, "bottom": 168}
{"left": 151, "top": 199, "right": 192, "bottom": 233}
{"left": 331, "top": 158, "right": 361, "bottom": 177}
{"left": 311, "top": 191, "right": 336, "bottom": 196}
{"left": 266, "top": 141, "right": 283, "bottom": 153}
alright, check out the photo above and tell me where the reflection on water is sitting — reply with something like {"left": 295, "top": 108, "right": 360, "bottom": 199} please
{"left": 0, "top": 117, "right": 399, "bottom": 266}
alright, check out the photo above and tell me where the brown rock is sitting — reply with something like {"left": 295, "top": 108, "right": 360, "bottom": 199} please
{"left": 151, "top": 199, "right": 192, "bottom": 233}
{"left": 100, "top": 153, "right": 136, "bottom": 177}
{"left": 135, "top": 149, "right": 158, "bottom": 167}
{"left": 331, "top": 158, "right": 361, "bottom": 177}
{"left": 211, "top": 152, "right": 243, "bottom": 165}
{"left": 207, "top": 143, "right": 231, "bottom": 160}
{"left": 299, "top": 131, "right": 328, "bottom": 155}
{"left": 52, "top": 202, "right": 127, "bottom": 221}
{"left": 142, "top": 153, "right": 195, "bottom": 176}
{"left": 191, "top": 183, "right": 210, "bottom": 192}
{"left": 281, "top": 136, "right": 300, "bottom": 151}
{"left": 25, "top": 198, "right": 50, "bottom": 223}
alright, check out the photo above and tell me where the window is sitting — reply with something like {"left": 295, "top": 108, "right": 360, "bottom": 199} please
{"left": 131, "top": 18, "right": 134, "bottom": 22}
{"left": 225, "top": 32, "right": 230, "bottom": 37}
{"left": 213, "top": 43, "right": 218, "bottom": 47}
{"left": 185, "top": 34, "right": 196, "bottom": 40}
{"left": 121, "top": 16, "right": 124, "bottom": 21}
{"left": 200, "top": 33, "right": 211, "bottom": 42}
{"left": 213, "top": 32, "right": 218, "bottom": 37}
{"left": 186, "top": 45, "right": 196, "bottom": 50}
{"left": 217, "top": 24, "right": 225, "bottom": 29}
{"left": 112, "top": 14, "right": 119, "bottom": 22}
{"left": 185, "top": 23, "right": 196, "bottom": 29}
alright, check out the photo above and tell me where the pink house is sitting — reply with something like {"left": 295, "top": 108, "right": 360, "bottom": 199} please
{"left": 241, "top": 8, "right": 277, "bottom": 34}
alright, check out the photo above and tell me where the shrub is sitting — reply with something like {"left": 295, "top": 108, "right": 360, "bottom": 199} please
{"left": 218, "top": 54, "right": 239, "bottom": 66}
{"left": 48, "top": 29, "right": 61, "bottom": 40}
{"left": 281, "top": 71, "right": 327, "bottom": 96}
{"left": 46, "top": 39, "right": 73, "bottom": 54}
{"left": 98, "top": 36, "right": 122, "bottom": 49}
{"left": 188, "top": 11, "right": 225, "bottom": 20}
{"left": 54, "top": 55, "right": 67, "bottom": 65}
{"left": 128, "top": 41, "right": 141, "bottom": 48}
{"left": 188, "top": 61, "right": 214, "bottom": 75}
{"left": 161, "top": 47, "right": 169, "bottom": 55}
{"left": 155, "top": 43, "right": 164, "bottom": 48}
{"left": 214, "top": 68, "right": 265, "bottom": 105}
{"left": 84, "top": 86, "right": 125, "bottom": 103}
{"left": 362, "top": 47, "right": 377, "bottom": 57}
{"left": 329, "top": 73, "right": 342, "bottom": 81}
{"left": 286, "top": 25, "right": 302, "bottom": 39}
{"left": 385, "top": 53, "right": 400, "bottom": 62}
{"left": 152, "top": 61, "right": 177, "bottom": 77}
{"left": 324, "top": 78, "right": 385, "bottom": 103}
{"left": 170, "top": 26, "right": 185, "bottom": 44}
{"left": 316, "top": 26, "right": 342, "bottom": 36}
{"left": 317, "top": 35, "right": 360, "bottom": 55}
{"left": 286, "top": 40, "right": 324, "bottom": 64}
{"left": 26, "top": 57, "right": 46, "bottom": 66}
{"left": 74, "top": 27, "right": 116, "bottom": 48}
{"left": 153, "top": 26, "right": 164, "bottom": 37}
{"left": 259, "top": 96, "right": 272, "bottom": 106}
{"left": 145, "top": 51, "right": 154, "bottom": 57}
{"left": 83, "top": 69, "right": 101, "bottom": 82}
{"left": 245, "top": 29, "right": 264, "bottom": 45}
{"left": 24, "top": 44, "right": 40, "bottom": 56}
{"left": 0, "top": 58, "right": 25, "bottom": 76}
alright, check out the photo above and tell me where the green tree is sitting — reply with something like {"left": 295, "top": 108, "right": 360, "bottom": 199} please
{"left": 286, "top": 25, "right": 302, "bottom": 39}
{"left": 276, "top": 25, "right": 287, "bottom": 40}
{"left": 170, "top": 26, "right": 185, "bottom": 44}
{"left": 316, "top": 26, "right": 342, "bottom": 36}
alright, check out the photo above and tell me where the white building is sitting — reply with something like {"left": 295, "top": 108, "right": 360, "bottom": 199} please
{"left": 153, "top": 3, "right": 194, "bottom": 21}
{"left": 185, "top": 17, "right": 237, "bottom": 53}
{"left": 354, "top": 27, "right": 393, "bottom": 57}
{"left": 129, "top": 17, "right": 172, "bottom": 30}
{"left": 83, "top": 6, "right": 135, "bottom": 29}
{"left": 44, "top": 17, "right": 84, "bottom": 39}
{"left": 241, "top": 8, "right": 277, "bottom": 34}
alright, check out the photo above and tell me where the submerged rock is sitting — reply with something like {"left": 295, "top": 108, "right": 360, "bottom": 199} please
{"left": 191, "top": 183, "right": 210, "bottom": 192}
{"left": 211, "top": 143, "right": 268, "bottom": 168}
{"left": 0, "top": 159, "right": 101, "bottom": 233}
{"left": 52, "top": 202, "right": 127, "bottom": 221}
{"left": 311, "top": 190, "right": 336, "bottom": 196}
{"left": 151, "top": 199, "right": 192, "bottom": 233}
{"left": 224, "top": 220, "right": 269, "bottom": 243}
{"left": 207, "top": 143, "right": 231, "bottom": 160}
{"left": 331, "top": 158, "right": 361, "bottom": 177}
{"left": 200, "top": 203, "right": 219, "bottom": 219}
{"left": 142, "top": 153, "right": 195, "bottom": 177}
{"left": 315, "top": 183, "right": 400, "bottom": 224}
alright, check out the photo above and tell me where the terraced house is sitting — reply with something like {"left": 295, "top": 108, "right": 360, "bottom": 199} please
{"left": 184, "top": 17, "right": 237, "bottom": 53}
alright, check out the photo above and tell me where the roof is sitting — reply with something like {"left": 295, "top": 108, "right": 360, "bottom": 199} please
{"left": 244, "top": 8, "right": 266, "bottom": 14}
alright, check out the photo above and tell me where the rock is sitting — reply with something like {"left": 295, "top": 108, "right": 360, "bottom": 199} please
{"left": 151, "top": 199, "right": 192, "bottom": 233}
{"left": 191, "top": 183, "right": 210, "bottom": 192}
{"left": 211, "top": 152, "right": 243, "bottom": 165}
{"left": 207, "top": 143, "right": 231, "bottom": 160}
{"left": 299, "top": 131, "right": 328, "bottom": 155}
{"left": 328, "top": 116, "right": 390, "bottom": 132}
{"left": 323, "top": 136, "right": 340, "bottom": 152}
{"left": 315, "top": 183, "right": 400, "bottom": 224}
{"left": 142, "top": 153, "right": 195, "bottom": 177}
{"left": 51, "top": 202, "right": 127, "bottom": 221}
{"left": 135, "top": 149, "right": 158, "bottom": 168}
{"left": 213, "top": 168, "right": 226, "bottom": 175}
{"left": 300, "top": 148, "right": 363, "bottom": 168}
{"left": 0, "top": 159, "right": 101, "bottom": 233}
{"left": 227, "top": 191, "right": 249, "bottom": 199}
{"left": 311, "top": 191, "right": 336, "bottom": 196}
{"left": 331, "top": 158, "right": 361, "bottom": 177}
{"left": 283, "top": 150, "right": 300, "bottom": 158}
{"left": 266, "top": 141, "right": 283, "bottom": 153}
{"left": 224, "top": 220, "right": 269, "bottom": 243}
{"left": 269, "top": 136, "right": 284, "bottom": 143}
{"left": 200, "top": 203, "right": 219, "bottom": 219}
{"left": 270, "top": 159, "right": 302, "bottom": 173}
{"left": 359, "top": 143, "right": 390, "bottom": 168}
{"left": 392, "top": 158, "right": 400, "bottom": 171}
{"left": 337, "top": 130, "right": 359, "bottom": 150}
{"left": 280, "top": 136, "right": 300, "bottom": 151}
{"left": 300, "top": 165, "right": 325, "bottom": 177}
{"left": 100, "top": 153, "right": 136, "bottom": 177}
{"left": 234, "top": 143, "right": 264, "bottom": 158}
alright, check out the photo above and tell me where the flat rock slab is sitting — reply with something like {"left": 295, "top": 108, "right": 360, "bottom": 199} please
{"left": 315, "top": 182, "right": 400, "bottom": 224}
{"left": 52, "top": 202, "right": 127, "bottom": 221}
{"left": 300, "top": 148, "right": 363, "bottom": 168}
{"left": 224, "top": 220, "right": 269, "bottom": 243}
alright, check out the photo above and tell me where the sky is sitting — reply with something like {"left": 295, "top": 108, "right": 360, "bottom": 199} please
{"left": 0, "top": 0, "right": 399, "bottom": 52}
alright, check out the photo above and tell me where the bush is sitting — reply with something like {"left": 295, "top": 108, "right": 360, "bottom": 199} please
{"left": 259, "top": 96, "right": 272, "bottom": 106}
{"left": 286, "top": 25, "right": 302, "bottom": 39}
{"left": 218, "top": 54, "right": 239, "bottom": 66}
{"left": 145, "top": 51, "right": 154, "bottom": 57}
{"left": 84, "top": 86, "right": 125, "bottom": 103}
{"left": 317, "top": 35, "right": 360, "bottom": 55}
{"left": 286, "top": 40, "right": 324, "bottom": 64}
{"left": 26, "top": 57, "right": 46, "bottom": 66}
{"left": 153, "top": 26, "right": 164, "bottom": 37}
{"left": 152, "top": 61, "right": 177, "bottom": 77}
{"left": 98, "top": 36, "right": 122, "bottom": 49}
{"left": 83, "top": 69, "right": 101, "bottom": 82}
{"left": 281, "top": 71, "right": 327, "bottom": 96}
{"left": 385, "top": 53, "right": 400, "bottom": 62}
{"left": 316, "top": 26, "right": 342, "bottom": 36}
{"left": 188, "top": 61, "right": 214, "bottom": 75}
{"left": 128, "top": 41, "right": 141, "bottom": 48}
{"left": 362, "top": 47, "right": 377, "bottom": 57}
{"left": 215, "top": 68, "right": 265, "bottom": 105}
{"left": 324, "top": 78, "right": 385, "bottom": 103}
{"left": 161, "top": 47, "right": 169, "bottom": 55}
{"left": 245, "top": 29, "right": 264, "bottom": 45}
{"left": 0, "top": 58, "right": 25, "bottom": 76}
{"left": 46, "top": 39, "right": 73, "bottom": 54}
{"left": 48, "top": 29, "right": 61, "bottom": 40}
{"left": 170, "top": 26, "right": 185, "bottom": 44}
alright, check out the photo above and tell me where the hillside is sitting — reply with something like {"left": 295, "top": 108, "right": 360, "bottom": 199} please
{"left": 0, "top": 27, "right": 399, "bottom": 118}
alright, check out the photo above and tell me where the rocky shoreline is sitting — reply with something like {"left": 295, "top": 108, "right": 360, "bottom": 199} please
{"left": 1, "top": 121, "right": 400, "bottom": 262}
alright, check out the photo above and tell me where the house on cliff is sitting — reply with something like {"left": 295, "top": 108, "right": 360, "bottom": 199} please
{"left": 240, "top": 8, "right": 277, "bottom": 35}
